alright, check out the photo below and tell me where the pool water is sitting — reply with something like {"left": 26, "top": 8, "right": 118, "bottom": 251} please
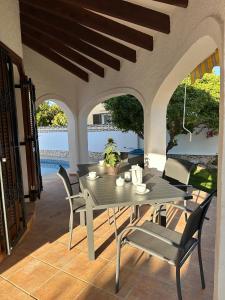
{"left": 41, "top": 159, "right": 69, "bottom": 176}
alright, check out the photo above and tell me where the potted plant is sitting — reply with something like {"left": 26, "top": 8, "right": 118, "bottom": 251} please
{"left": 104, "top": 138, "right": 120, "bottom": 175}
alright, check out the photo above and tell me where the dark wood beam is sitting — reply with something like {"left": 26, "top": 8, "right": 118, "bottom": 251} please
{"left": 153, "top": 0, "right": 188, "bottom": 8}
{"left": 20, "top": 0, "right": 153, "bottom": 50}
{"left": 22, "top": 33, "right": 89, "bottom": 82}
{"left": 64, "top": 0, "right": 170, "bottom": 34}
{"left": 20, "top": 5, "right": 136, "bottom": 62}
{"left": 21, "top": 22, "right": 104, "bottom": 78}
{"left": 20, "top": 9, "right": 120, "bottom": 71}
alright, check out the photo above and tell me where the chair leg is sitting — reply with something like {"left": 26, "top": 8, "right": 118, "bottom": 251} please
{"left": 107, "top": 208, "right": 111, "bottom": 225}
{"left": 176, "top": 267, "right": 182, "bottom": 300}
{"left": 68, "top": 212, "right": 74, "bottom": 250}
{"left": 79, "top": 211, "right": 86, "bottom": 226}
{"left": 129, "top": 206, "right": 133, "bottom": 224}
{"left": 198, "top": 241, "right": 206, "bottom": 289}
{"left": 184, "top": 200, "right": 188, "bottom": 222}
{"left": 112, "top": 208, "right": 118, "bottom": 240}
{"left": 115, "top": 237, "right": 122, "bottom": 293}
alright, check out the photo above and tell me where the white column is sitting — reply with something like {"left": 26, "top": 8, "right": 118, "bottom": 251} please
{"left": 214, "top": 45, "right": 225, "bottom": 300}
{"left": 67, "top": 115, "right": 79, "bottom": 172}
{"left": 144, "top": 102, "right": 167, "bottom": 171}
{"left": 77, "top": 115, "right": 89, "bottom": 163}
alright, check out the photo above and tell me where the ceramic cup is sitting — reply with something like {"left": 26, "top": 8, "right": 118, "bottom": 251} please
{"left": 124, "top": 171, "right": 131, "bottom": 182}
{"left": 116, "top": 177, "right": 125, "bottom": 187}
{"left": 89, "top": 171, "right": 97, "bottom": 179}
{"left": 99, "top": 160, "right": 104, "bottom": 166}
{"left": 136, "top": 183, "right": 146, "bottom": 193}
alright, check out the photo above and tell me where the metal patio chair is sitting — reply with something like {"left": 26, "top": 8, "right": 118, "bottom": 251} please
{"left": 154, "top": 158, "right": 196, "bottom": 224}
{"left": 115, "top": 190, "right": 216, "bottom": 300}
{"left": 57, "top": 165, "right": 118, "bottom": 250}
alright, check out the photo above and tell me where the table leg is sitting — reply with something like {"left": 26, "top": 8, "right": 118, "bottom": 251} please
{"left": 79, "top": 211, "right": 86, "bottom": 226}
{"left": 86, "top": 198, "right": 95, "bottom": 260}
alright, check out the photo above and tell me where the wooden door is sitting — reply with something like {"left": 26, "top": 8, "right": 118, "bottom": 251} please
{"left": 21, "top": 77, "right": 42, "bottom": 201}
{"left": 0, "top": 47, "right": 26, "bottom": 256}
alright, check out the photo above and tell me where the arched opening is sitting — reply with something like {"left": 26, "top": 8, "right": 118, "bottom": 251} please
{"left": 80, "top": 89, "right": 145, "bottom": 163}
{"left": 146, "top": 30, "right": 222, "bottom": 298}
{"left": 36, "top": 95, "right": 78, "bottom": 178}
{"left": 147, "top": 35, "right": 218, "bottom": 156}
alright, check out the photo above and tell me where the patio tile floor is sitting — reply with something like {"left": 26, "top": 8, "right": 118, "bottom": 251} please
{"left": 0, "top": 175, "right": 215, "bottom": 299}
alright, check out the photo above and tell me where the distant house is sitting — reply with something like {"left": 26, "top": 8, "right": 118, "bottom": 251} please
{"left": 87, "top": 103, "right": 112, "bottom": 125}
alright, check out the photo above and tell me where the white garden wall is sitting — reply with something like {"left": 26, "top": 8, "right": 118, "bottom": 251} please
{"left": 88, "top": 130, "right": 139, "bottom": 153}
{"left": 168, "top": 130, "right": 218, "bottom": 155}
{"left": 38, "top": 127, "right": 218, "bottom": 156}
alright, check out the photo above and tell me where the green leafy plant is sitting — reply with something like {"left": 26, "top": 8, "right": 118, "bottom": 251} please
{"left": 104, "top": 138, "right": 120, "bottom": 167}
{"left": 36, "top": 101, "right": 68, "bottom": 127}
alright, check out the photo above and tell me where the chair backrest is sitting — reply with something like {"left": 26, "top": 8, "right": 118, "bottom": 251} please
{"left": 163, "top": 158, "right": 195, "bottom": 185}
{"left": 57, "top": 165, "right": 73, "bottom": 197}
{"left": 180, "top": 190, "right": 216, "bottom": 248}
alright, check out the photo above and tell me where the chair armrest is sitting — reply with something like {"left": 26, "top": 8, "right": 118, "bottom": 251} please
{"left": 171, "top": 203, "right": 209, "bottom": 221}
{"left": 66, "top": 193, "right": 83, "bottom": 200}
{"left": 173, "top": 184, "right": 193, "bottom": 188}
{"left": 170, "top": 203, "right": 193, "bottom": 214}
{"left": 119, "top": 225, "right": 181, "bottom": 248}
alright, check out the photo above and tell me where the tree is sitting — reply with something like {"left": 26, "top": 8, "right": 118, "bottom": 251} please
{"left": 103, "top": 73, "right": 220, "bottom": 153}
{"left": 167, "top": 74, "right": 219, "bottom": 152}
{"left": 104, "top": 95, "right": 144, "bottom": 138}
{"left": 36, "top": 101, "right": 68, "bottom": 127}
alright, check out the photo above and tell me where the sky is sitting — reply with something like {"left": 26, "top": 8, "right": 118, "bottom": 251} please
{"left": 213, "top": 66, "right": 220, "bottom": 75}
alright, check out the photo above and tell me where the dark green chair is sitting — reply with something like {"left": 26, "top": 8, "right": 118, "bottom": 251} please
{"left": 115, "top": 190, "right": 216, "bottom": 300}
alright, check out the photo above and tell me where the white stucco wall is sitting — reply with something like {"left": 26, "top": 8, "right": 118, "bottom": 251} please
{"left": 88, "top": 130, "right": 138, "bottom": 153}
{"left": 0, "top": 0, "right": 22, "bottom": 57}
{"left": 168, "top": 131, "right": 218, "bottom": 155}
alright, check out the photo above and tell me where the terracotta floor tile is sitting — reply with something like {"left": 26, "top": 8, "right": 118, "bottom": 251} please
{"left": 76, "top": 285, "right": 118, "bottom": 300}
{"left": 32, "top": 271, "right": 87, "bottom": 300}
{"left": 0, "top": 280, "right": 32, "bottom": 300}
{"left": 127, "top": 274, "right": 177, "bottom": 300}
{"left": 8, "top": 258, "right": 58, "bottom": 293}
{"left": 32, "top": 242, "right": 80, "bottom": 268}
{"left": 92, "top": 262, "right": 139, "bottom": 298}
{"left": 0, "top": 254, "right": 33, "bottom": 279}
{"left": 62, "top": 252, "right": 109, "bottom": 283}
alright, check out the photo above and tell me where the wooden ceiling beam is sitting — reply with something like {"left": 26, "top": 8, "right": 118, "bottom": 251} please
{"left": 64, "top": 0, "right": 170, "bottom": 34}
{"left": 20, "top": 6, "right": 136, "bottom": 62}
{"left": 153, "top": 0, "right": 188, "bottom": 8}
{"left": 20, "top": 14, "right": 120, "bottom": 71}
{"left": 21, "top": 23, "right": 105, "bottom": 78}
{"left": 22, "top": 33, "right": 89, "bottom": 82}
{"left": 20, "top": 0, "right": 153, "bottom": 50}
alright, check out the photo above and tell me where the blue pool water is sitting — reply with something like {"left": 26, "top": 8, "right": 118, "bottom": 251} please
{"left": 41, "top": 159, "right": 69, "bottom": 176}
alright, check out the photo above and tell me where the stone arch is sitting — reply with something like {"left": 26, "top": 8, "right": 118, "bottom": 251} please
{"left": 77, "top": 87, "right": 145, "bottom": 163}
{"left": 146, "top": 16, "right": 222, "bottom": 157}
{"left": 36, "top": 94, "right": 79, "bottom": 172}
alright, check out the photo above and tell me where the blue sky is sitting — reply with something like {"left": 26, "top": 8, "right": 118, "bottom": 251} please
{"left": 213, "top": 66, "right": 220, "bottom": 75}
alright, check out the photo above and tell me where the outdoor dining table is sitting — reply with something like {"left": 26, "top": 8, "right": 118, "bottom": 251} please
{"left": 79, "top": 166, "right": 193, "bottom": 260}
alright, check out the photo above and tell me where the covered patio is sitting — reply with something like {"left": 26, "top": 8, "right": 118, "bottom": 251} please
{"left": 0, "top": 175, "right": 215, "bottom": 299}
{"left": 0, "top": 0, "right": 225, "bottom": 299}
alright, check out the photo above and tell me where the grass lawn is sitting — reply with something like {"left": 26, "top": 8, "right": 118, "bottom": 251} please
{"left": 189, "top": 166, "right": 217, "bottom": 192}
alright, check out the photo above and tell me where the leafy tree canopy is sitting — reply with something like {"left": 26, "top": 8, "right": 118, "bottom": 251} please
{"left": 104, "top": 95, "right": 144, "bottom": 138}
{"left": 167, "top": 73, "right": 219, "bottom": 152}
{"left": 36, "top": 101, "right": 68, "bottom": 127}
{"left": 104, "top": 73, "right": 220, "bottom": 152}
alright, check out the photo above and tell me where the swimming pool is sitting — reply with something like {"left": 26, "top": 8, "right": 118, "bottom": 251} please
{"left": 41, "top": 159, "right": 69, "bottom": 176}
